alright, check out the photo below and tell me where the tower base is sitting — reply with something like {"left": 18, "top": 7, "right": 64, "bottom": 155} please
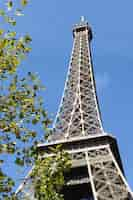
{"left": 38, "top": 134, "right": 133, "bottom": 200}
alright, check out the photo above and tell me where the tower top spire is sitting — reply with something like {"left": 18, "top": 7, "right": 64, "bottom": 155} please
{"left": 80, "top": 16, "right": 85, "bottom": 22}
{"left": 73, "top": 17, "right": 92, "bottom": 40}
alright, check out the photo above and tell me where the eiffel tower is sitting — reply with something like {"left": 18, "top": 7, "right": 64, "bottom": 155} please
{"left": 17, "top": 17, "right": 133, "bottom": 200}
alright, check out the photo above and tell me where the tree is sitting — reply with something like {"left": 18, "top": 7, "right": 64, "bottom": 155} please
{"left": 32, "top": 146, "right": 71, "bottom": 200}
{"left": 16, "top": 145, "right": 71, "bottom": 200}
{"left": 0, "top": 1, "right": 71, "bottom": 199}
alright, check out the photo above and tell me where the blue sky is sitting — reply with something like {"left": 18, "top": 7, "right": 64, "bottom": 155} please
{"left": 7, "top": 0, "right": 133, "bottom": 190}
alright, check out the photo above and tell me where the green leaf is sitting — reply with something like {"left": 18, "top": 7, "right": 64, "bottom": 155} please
{"left": 21, "top": 0, "right": 28, "bottom": 7}
{"left": 0, "top": 9, "right": 5, "bottom": 16}
{"left": 42, "top": 118, "right": 52, "bottom": 127}
{"left": 33, "top": 85, "right": 38, "bottom": 90}
{"left": 7, "top": 31, "right": 16, "bottom": 38}
{"left": 42, "top": 110, "right": 47, "bottom": 117}
{"left": 29, "top": 131, "right": 37, "bottom": 137}
{"left": 0, "top": 160, "right": 4, "bottom": 164}
{"left": 32, "top": 115, "right": 40, "bottom": 124}
{"left": 19, "top": 112, "right": 25, "bottom": 119}
{"left": 24, "top": 35, "right": 32, "bottom": 43}
{"left": 6, "top": 1, "right": 13, "bottom": 11}
{"left": 0, "top": 29, "right": 4, "bottom": 35}
{"left": 7, "top": 177, "right": 15, "bottom": 187}
{"left": 15, "top": 158, "right": 24, "bottom": 166}
{"left": 5, "top": 17, "right": 16, "bottom": 26}
{"left": 9, "top": 83, "right": 16, "bottom": 91}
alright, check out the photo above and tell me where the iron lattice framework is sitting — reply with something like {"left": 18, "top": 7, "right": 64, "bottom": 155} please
{"left": 16, "top": 18, "right": 133, "bottom": 200}
{"left": 51, "top": 18, "right": 103, "bottom": 140}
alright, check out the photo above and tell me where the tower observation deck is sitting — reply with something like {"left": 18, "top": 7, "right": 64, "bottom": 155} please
{"left": 16, "top": 18, "right": 133, "bottom": 200}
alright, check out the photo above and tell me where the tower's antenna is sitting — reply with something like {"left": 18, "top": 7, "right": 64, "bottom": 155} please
{"left": 80, "top": 16, "right": 85, "bottom": 22}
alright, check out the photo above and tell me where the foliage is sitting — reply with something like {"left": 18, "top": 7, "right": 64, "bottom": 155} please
{"left": 0, "top": 0, "right": 50, "bottom": 199}
{"left": 31, "top": 145, "right": 71, "bottom": 200}
{"left": 0, "top": 1, "right": 71, "bottom": 200}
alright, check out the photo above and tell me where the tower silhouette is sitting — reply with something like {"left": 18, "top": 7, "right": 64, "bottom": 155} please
{"left": 17, "top": 18, "right": 133, "bottom": 200}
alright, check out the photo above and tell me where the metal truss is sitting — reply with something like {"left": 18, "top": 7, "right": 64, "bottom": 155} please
{"left": 16, "top": 179, "right": 35, "bottom": 200}
{"left": 16, "top": 167, "right": 36, "bottom": 200}
{"left": 69, "top": 145, "right": 133, "bottom": 200}
{"left": 51, "top": 21, "right": 103, "bottom": 140}
{"left": 16, "top": 145, "right": 133, "bottom": 200}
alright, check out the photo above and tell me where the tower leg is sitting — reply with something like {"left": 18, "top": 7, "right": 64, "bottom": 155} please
{"left": 85, "top": 145, "right": 133, "bottom": 200}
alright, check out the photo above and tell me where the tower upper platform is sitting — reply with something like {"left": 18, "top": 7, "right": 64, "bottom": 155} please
{"left": 73, "top": 16, "right": 92, "bottom": 40}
